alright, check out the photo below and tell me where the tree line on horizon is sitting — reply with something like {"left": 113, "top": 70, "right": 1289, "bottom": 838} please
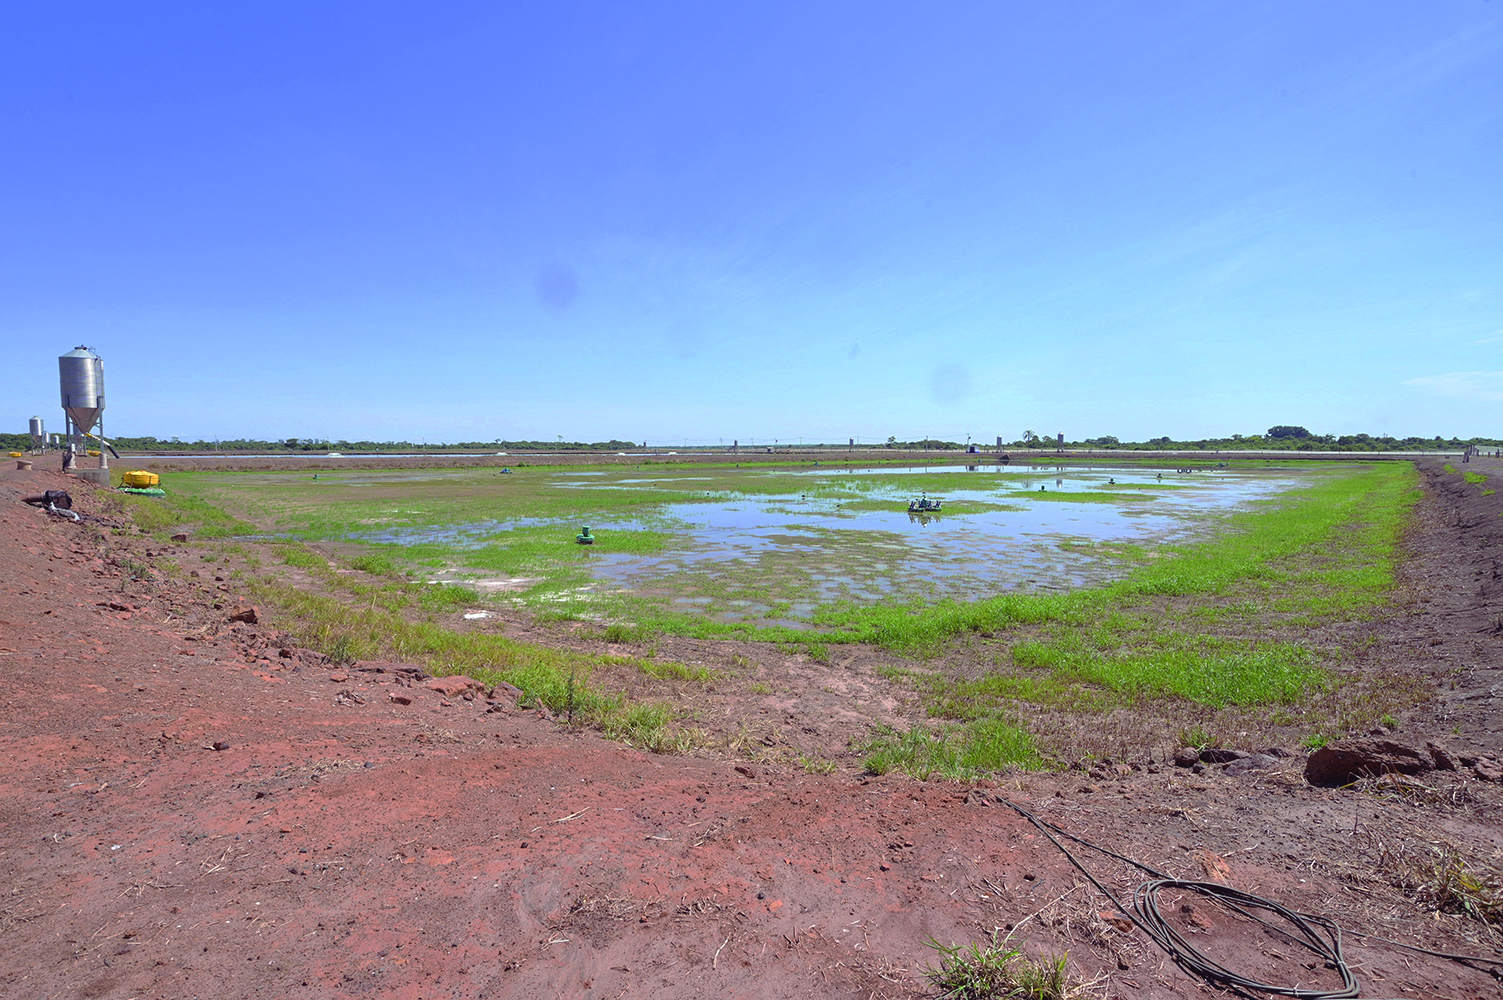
{"left": 0, "top": 434, "right": 642, "bottom": 453}
{"left": 882, "top": 425, "right": 1496, "bottom": 451}
{"left": 0, "top": 426, "right": 1495, "bottom": 453}
{"left": 1058, "top": 425, "right": 1498, "bottom": 452}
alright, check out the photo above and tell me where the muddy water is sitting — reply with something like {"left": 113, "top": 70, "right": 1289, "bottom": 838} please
{"left": 584, "top": 466, "right": 1306, "bottom": 616}
{"left": 352, "top": 464, "right": 1314, "bottom": 618}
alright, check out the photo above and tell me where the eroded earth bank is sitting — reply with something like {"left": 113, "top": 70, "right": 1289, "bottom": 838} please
{"left": 1, "top": 458, "right": 1500, "bottom": 999}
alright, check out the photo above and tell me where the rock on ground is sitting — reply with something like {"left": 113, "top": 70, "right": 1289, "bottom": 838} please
{"left": 1304, "top": 739, "right": 1434, "bottom": 786}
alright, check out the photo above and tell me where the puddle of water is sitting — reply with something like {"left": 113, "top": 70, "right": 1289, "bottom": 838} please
{"left": 357, "top": 517, "right": 602, "bottom": 547}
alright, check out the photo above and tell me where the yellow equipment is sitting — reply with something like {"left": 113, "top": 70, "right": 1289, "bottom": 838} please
{"left": 6, "top": 452, "right": 20, "bottom": 458}
{"left": 122, "top": 470, "right": 160, "bottom": 488}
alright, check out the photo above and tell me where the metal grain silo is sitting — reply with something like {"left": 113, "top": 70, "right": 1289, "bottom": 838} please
{"left": 29, "top": 416, "right": 45, "bottom": 449}
{"left": 59, "top": 345, "right": 107, "bottom": 468}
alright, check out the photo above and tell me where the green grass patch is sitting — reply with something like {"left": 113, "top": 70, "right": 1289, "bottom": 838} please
{"left": 861, "top": 718, "right": 1042, "bottom": 778}
{"left": 1179, "top": 725, "right": 1214, "bottom": 750}
{"left": 118, "top": 486, "right": 258, "bottom": 538}
{"left": 602, "top": 622, "right": 645, "bottom": 643}
{"left": 349, "top": 553, "right": 398, "bottom": 575}
{"left": 162, "top": 467, "right": 712, "bottom": 536}
{"left": 243, "top": 577, "right": 705, "bottom": 751}
{"left": 332, "top": 524, "right": 674, "bottom": 600}
{"left": 797, "top": 753, "right": 838, "bottom": 774}
{"left": 1009, "top": 638, "right": 1322, "bottom": 707}
{"left": 637, "top": 659, "right": 713, "bottom": 682}
{"left": 276, "top": 545, "right": 327, "bottom": 570}
{"left": 924, "top": 933, "right": 1081, "bottom": 1000}
{"left": 601, "top": 702, "right": 697, "bottom": 752}
{"left": 418, "top": 583, "right": 478, "bottom": 610}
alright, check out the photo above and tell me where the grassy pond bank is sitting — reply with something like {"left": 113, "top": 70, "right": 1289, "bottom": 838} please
{"left": 118, "top": 458, "right": 1424, "bottom": 777}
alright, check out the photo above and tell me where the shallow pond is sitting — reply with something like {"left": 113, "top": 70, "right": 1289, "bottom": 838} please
{"left": 348, "top": 463, "right": 1314, "bottom": 619}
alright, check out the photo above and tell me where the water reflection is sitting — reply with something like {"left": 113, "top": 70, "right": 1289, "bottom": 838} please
{"left": 354, "top": 463, "right": 1316, "bottom": 611}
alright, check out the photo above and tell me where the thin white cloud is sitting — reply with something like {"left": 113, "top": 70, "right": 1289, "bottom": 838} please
{"left": 1404, "top": 371, "right": 1503, "bottom": 402}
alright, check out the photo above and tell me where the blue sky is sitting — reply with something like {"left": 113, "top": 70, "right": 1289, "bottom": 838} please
{"left": 3, "top": 2, "right": 1501, "bottom": 444}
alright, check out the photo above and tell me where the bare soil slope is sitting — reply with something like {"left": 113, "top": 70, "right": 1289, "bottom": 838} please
{"left": 1, "top": 459, "right": 1500, "bottom": 999}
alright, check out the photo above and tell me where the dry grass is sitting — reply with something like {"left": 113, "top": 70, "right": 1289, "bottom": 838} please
{"left": 1356, "top": 823, "right": 1503, "bottom": 937}
{"left": 1385, "top": 843, "right": 1503, "bottom": 932}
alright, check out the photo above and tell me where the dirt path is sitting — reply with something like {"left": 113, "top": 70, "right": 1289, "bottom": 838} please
{"left": 1379, "top": 457, "right": 1503, "bottom": 760}
{"left": 1, "top": 461, "right": 1500, "bottom": 999}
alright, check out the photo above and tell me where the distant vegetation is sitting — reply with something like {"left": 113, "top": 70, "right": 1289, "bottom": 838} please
{"left": 827, "top": 427, "right": 1494, "bottom": 452}
{"left": 0, "top": 434, "right": 641, "bottom": 452}
{"left": 995, "top": 426, "right": 1497, "bottom": 452}
{"left": 0, "top": 426, "right": 1494, "bottom": 453}
{"left": 1059, "top": 426, "right": 1496, "bottom": 453}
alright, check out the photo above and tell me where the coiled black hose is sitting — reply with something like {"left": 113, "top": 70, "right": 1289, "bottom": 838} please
{"left": 1131, "top": 877, "right": 1356, "bottom": 998}
{"left": 996, "top": 796, "right": 1502, "bottom": 998}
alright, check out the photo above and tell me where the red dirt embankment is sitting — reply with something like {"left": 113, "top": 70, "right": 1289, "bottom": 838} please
{"left": 1, "top": 461, "right": 1500, "bottom": 999}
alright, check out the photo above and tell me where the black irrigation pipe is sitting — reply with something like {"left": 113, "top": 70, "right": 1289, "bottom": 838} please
{"left": 995, "top": 797, "right": 1503, "bottom": 999}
